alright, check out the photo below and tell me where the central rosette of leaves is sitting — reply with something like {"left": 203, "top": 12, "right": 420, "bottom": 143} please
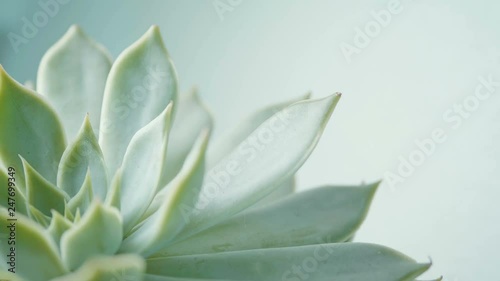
{"left": 0, "top": 25, "right": 432, "bottom": 281}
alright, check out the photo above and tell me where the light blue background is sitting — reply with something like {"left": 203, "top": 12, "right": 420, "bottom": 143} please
{"left": 1, "top": 1, "right": 500, "bottom": 280}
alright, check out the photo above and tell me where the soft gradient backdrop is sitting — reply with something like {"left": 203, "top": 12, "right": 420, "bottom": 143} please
{"left": 2, "top": 1, "right": 499, "bottom": 280}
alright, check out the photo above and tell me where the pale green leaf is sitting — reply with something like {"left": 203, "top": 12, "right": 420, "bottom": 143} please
{"left": 22, "top": 157, "right": 68, "bottom": 216}
{"left": 60, "top": 201, "right": 123, "bottom": 271}
{"left": 0, "top": 66, "right": 66, "bottom": 186}
{"left": 0, "top": 209, "right": 67, "bottom": 280}
{"left": 14, "top": 190, "right": 28, "bottom": 217}
{"left": 51, "top": 254, "right": 145, "bottom": 281}
{"left": 207, "top": 95, "right": 309, "bottom": 207}
{"left": 58, "top": 115, "right": 108, "bottom": 199}
{"left": 181, "top": 94, "right": 341, "bottom": 237}
{"left": 160, "top": 88, "right": 213, "bottom": 187}
{"left": 99, "top": 25, "right": 178, "bottom": 176}
{"left": 37, "top": 25, "right": 112, "bottom": 139}
{"left": 147, "top": 243, "right": 430, "bottom": 281}
{"left": 47, "top": 210, "right": 73, "bottom": 247}
{"left": 105, "top": 168, "right": 122, "bottom": 210}
{"left": 67, "top": 170, "right": 94, "bottom": 214}
{"left": 29, "top": 205, "right": 51, "bottom": 227}
{"left": 64, "top": 202, "right": 75, "bottom": 221}
{"left": 251, "top": 177, "right": 295, "bottom": 209}
{"left": 121, "top": 131, "right": 209, "bottom": 255}
{"left": 73, "top": 208, "right": 81, "bottom": 223}
{"left": 119, "top": 104, "right": 173, "bottom": 234}
{"left": 156, "top": 183, "right": 378, "bottom": 257}
{"left": 208, "top": 93, "right": 310, "bottom": 165}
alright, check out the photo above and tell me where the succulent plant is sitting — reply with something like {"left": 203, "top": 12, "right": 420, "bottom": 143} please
{"left": 0, "top": 25, "right": 435, "bottom": 281}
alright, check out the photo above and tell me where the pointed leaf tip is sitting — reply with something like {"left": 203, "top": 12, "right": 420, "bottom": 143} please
{"left": 159, "top": 90, "right": 212, "bottom": 187}
{"left": 119, "top": 103, "right": 174, "bottom": 233}
{"left": 67, "top": 169, "right": 94, "bottom": 214}
{"left": 81, "top": 113, "right": 95, "bottom": 135}
{"left": 37, "top": 24, "right": 112, "bottom": 140}
{"left": 148, "top": 243, "right": 431, "bottom": 280}
{"left": 146, "top": 25, "right": 163, "bottom": 40}
{"left": 60, "top": 200, "right": 123, "bottom": 270}
{"left": 69, "top": 24, "right": 85, "bottom": 32}
{"left": 182, "top": 94, "right": 342, "bottom": 237}
{"left": 58, "top": 114, "right": 108, "bottom": 200}
{"left": 121, "top": 129, "right": 209, "bottom": 255}
{"left": 158, "top": 183, "right": 383, "bottom": 257}
{"left": 66, "top": 24, "right": 85, "bottom": 38}
{"left": 208, "top": 93, "right": 312, "bottom": 166}
{"left": 323, "top": 92, "right": 341, "bottom": 108}
{"left": 99, "top": 26, "right": 177, "bottom": 177}
{"left": 21, "top": 157, "right": 68, "bottom": 216}
{"left": 149, "top": 24, "right": 161, "bottom": 33}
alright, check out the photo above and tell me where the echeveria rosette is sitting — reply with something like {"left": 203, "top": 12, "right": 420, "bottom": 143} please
{"left": 0, "top": 25, "right": 435, "bottom": 281}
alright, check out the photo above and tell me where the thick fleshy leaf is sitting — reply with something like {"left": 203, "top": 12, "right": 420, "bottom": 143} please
{"left": 0, "top": 66, "right": 66, "bottom": 186}
{"left": 29, "top": 205, "right": 51, "bottom": 227}
{"left": 207, "top": 96, "right": 309, "bottom": 207}
{"left": 105, "top": 168, "right": 122, "bottom": 210}
{"left": 67, "top": 170, "right": 94, "bottom": 214}
{"left": 73, "top": 208, "right": 82, "bottom": 223}
{"left": 147, "top": 243, "right": 430, "bottom": 281}
{"left": 139, "top": 130, "right": 207, "bottom": 221}
{"left": 180, "top": 94, "right": 341, "bottom": 237}
{"left": 208, "top": 93, "right": 310, "bottom": 165}
{"left": 22, "top": 158, "right": 68, "bottom": 216}
{"left": 64, "top": 202, "right": 75, "bottom": 221}
{"left": 51, "top": 254, "right": 145, "bottom": 281}
{"left": 58, "top": 115, "right": 108, "bottom": 199}
{"left": 121, "top": 131, "right": 209, "bottom": 255}
{"left": 156, "top": 183, "right": 378, "bottom": 257}
{"left": 252, "top": 177, "right": 295, "bottom": 208}
{"left": 47, "top": 210, "right": 72, "bottom": 247}
{"left": 37, "top": 25, "right": 112, "bottom": 139}
{"left": 0, "top": 209, "right": 67, "bottom": 280}
{"left": 159, "top": 88, "right": 213, "bottom": 187}
{"left": 120, "top": 104, "right": 173, "bottom": 233}
{"left": 60, "top": 201, "right": 123, "bottom": 271}
{"left": 99, "top": 25, "right": 178, "bottom": 177}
